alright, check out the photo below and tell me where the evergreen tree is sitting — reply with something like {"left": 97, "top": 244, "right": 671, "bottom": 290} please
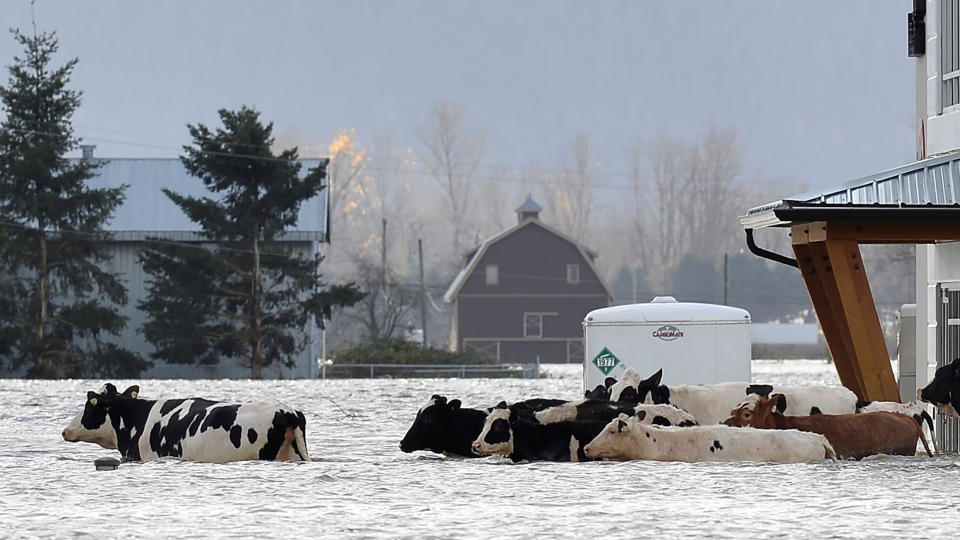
{"left": 139, "top": 106, "right": 363, "bottom": 378}
{"left": 0, "top": 30, "right": 146, "bottom": 377}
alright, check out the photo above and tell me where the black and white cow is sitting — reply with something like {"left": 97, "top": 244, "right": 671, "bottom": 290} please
{"left": 399, "top": 395, "right": 570, "bottom": 458}
{"left": 606, "top": 368, "right": 858, "bottom": 424}
{"left": 62, "top": 384, "right": 310, "bottom": 463}
{"left": 918, "top": 357, "right": 960, "bottom": 419}
{"left": 534, "top": 399, "right": 698, "bottom": 427}
{"left": 471, "top": 402, "right": 606, "bottom": 462}
{"left": 584, "top": 377, "right": 617, "bottom": 400}
{"left": 399, "top": 395, "right": 488, "bottom": 458}
{"left": 533, "top": 399, "right": 638, "bottom": 424}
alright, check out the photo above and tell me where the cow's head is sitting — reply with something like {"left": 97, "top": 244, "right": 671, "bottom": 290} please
{"left": 472, "top": 402, "right": 513, "bottom": 456}
{"left": 918, "top": 358, "right": 960, "bottom": 418}
{"left": 723, "top": 393, "right": 786, "bottom": 428}
{"left": 634, "top": 369, "right": 664, "bottom": 404}
{"left": 584, "top": 377, "right": 617, "bottom": 400}
{"left": 62, "top": 383, "right": 140, "bottom": 449}
{"left": 584, "top": 413, "right": 634, "bottom": 459}
{"left": 399, "top": 395, "right": 464, "bottom": 453}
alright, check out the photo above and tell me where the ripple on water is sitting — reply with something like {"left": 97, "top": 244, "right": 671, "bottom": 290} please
{"left": 2, "top": 362, "right": 959, "bottom": 538}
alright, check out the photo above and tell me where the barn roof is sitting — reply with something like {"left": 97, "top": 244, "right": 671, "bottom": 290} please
{"left": 85, "top": 158, "right": 329, "bottom": 241}
{"left": 443, "top": 217, "right": 612, "bottom": 302}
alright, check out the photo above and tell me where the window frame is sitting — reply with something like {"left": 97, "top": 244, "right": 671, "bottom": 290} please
{"left": 566, "top": 264, "right": 580, "bottom": 284}
{"left": 485, "top": 264, "right": 499, "bottom": 285}
{"left": 523, "top": 312, "right": 543, "bottom": 338}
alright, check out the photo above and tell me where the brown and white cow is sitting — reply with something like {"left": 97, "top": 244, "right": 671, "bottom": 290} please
{"left": 723, "top": 394, "right": 933, "bottom": 460}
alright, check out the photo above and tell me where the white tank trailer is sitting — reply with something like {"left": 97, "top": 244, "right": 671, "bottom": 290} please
{"left": 582, "top": 296, "right": 752, "bottom": 392}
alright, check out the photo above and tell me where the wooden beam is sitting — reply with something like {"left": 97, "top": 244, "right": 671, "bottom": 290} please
{"left": 820, "top": 239, "right": 900, "bottom": 401}
{"left": 805, "top": 220, "right": 960, "bottom": 244}
{"left": 791, "top": 225, "right": 865, "bottom": 397}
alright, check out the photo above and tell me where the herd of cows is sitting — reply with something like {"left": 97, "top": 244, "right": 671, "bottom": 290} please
{"left": 61, "top": 357, "right": 960, "bottom": 464}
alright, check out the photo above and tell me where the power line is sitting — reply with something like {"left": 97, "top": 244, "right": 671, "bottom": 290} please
{"left": 3, "top": 125, "right": 785, "bottom": 192}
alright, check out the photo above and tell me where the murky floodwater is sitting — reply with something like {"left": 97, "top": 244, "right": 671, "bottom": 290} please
{"left": 2, "top": 361, "right": 958, "bottom": 539}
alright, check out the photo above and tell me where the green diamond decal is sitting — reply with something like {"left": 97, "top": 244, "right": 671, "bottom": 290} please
{"left": 592, "top": 347, "right": 620, "bottom": 375}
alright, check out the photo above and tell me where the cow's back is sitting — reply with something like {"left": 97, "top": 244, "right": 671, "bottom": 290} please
{"left": 140, "top": 400, "right": 308, "bottom": 463}
{"left": 779, "top": 411, "right": 922, "bottom": 460}
{"left": 661, "top": 383, "right": 750, "bottom": 424}
{"left": 635, "top": 424, "right": 831, "bottom": 463}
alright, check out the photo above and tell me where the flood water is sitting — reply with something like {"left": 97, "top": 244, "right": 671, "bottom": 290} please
{"left": 2, "top": 360, "right": 958, "bottom": 539}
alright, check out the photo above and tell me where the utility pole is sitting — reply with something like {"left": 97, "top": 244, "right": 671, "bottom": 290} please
{"left": 723, "top": 253, "right": 729, "bottom": 305}
{"left": 418, "top": 238, "right": 428, "bottom": 346}
{"left": 381, "top": 218, "right": 387, "bottom": 286}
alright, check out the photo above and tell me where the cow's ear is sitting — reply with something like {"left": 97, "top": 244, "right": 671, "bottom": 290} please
{"left": 643, "top": 369, "right": 663, "bottom": 387}
{"left": 772, "top": 394, "right": 787, "bottom": 413}
{"left": 435, "top": 396, "right": 447, "bottom": 406}
{"left": 448, "top": 399, "right": 461, "bottom": 410}
{"left": 604, "top": 377, "right": 617, "bottom": 389}
{"left": 495, "top": 401, "right": 508, "bottom": 409}
{"left": 87, "top": 391, "right": 100, "bottom": 406}
{"left": 617, "top": 419, "right": 628, "bottom": 433}
{"left": 122, "top": 385, "right": 139, "bottom": 399}
{"left": 635, "top": 410, "right": 647, "bottom": 421}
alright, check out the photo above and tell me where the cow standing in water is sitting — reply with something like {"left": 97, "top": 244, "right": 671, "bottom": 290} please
{"left": 583, "top": 413, "right": 836, "bottom": 463}
{"left": 62, "top": 384, "right": 310, "bottom": 463}
{"left": 399, "top": 395, "right": 570, "bottom": 458}
{"left": 724, "top": 394, "right": 933, "bottom": 460}
{"left": 606, "top": 368, "right": 858, "bottom": 424}
{"left": 919, "top": 357, "right": 960, "bottom": 418}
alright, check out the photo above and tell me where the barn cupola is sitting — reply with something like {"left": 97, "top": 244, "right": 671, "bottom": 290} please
{"left": 515, "top": 195, "right": 542, "bottom": 223}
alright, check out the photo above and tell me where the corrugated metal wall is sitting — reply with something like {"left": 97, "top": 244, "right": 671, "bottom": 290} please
{"left": 936, "top": 283, "right": 960, "bottom": 452}
{"left": 105, "top": 241, "right": 319, "bottom": 379}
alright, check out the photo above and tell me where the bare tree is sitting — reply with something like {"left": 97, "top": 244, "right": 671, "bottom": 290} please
{"left": 417, "top": 101, "right": 484, "bottom": 257}
{"left": 538, "top": 133, "right": 599, "bottom": 243}
{"left": 686, "top": 128, "right": 742, "bottom": 260}
{"left": 340, "top": 254, "right": 415, "bottom": 341}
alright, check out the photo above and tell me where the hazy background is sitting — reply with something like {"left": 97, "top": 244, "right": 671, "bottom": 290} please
{"left": 0, "top": 1, "right": 915, "bottom": 190}
{"left": 0, "top": 1, "right": 920, "bottom": 349}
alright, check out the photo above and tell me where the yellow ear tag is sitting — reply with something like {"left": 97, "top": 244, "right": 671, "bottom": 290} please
{"left": 130, "top": 392, "right": 138, "bottom": 399}
{"left": 89, "top": 398, "right": 98, "bottom": 406}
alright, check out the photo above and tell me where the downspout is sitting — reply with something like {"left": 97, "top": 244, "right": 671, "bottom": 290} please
{"left": 745, "top": 229, "right": 798, "bottom": 268}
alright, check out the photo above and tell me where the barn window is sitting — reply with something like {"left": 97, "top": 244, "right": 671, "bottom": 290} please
{"left": 523, "top": 313, "right": 542, "bottom": 338}
{"left": 566, "top": 264, "right": 580, "bottom": 284}
{"left": 485, "top": 264, "right": 498, "bottom": 285}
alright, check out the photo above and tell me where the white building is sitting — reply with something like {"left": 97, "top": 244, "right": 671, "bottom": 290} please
{"left": 741, "top": 3, "right": 960, "bottom": 450}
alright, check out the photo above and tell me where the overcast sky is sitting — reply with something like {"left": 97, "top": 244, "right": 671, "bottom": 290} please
{"left": 0, "top": 1, "right": 916, "bottom": 194}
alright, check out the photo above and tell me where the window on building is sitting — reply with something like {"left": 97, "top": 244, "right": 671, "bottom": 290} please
{"left": 566, "top": 264, "right": 580, "bottom": 284}
{"left": 523, "top": 313, "right": 542, "bottom": 338}
{"left": 943, "top": 0, "right": 960, "bottom": 110}
{"left": 485, "top": 264, "right": 498, "bottom": 285}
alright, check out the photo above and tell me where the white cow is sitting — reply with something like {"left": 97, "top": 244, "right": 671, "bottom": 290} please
{"left": 606, "top": 368, "right": 858, "bottom": 424}
{"left": 583, "top": 413, "right": 836, "bottom": 463}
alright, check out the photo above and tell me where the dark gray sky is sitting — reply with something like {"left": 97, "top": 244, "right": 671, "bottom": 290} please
{"left": 0, "top": 1, "right": 915, "bottom": 193}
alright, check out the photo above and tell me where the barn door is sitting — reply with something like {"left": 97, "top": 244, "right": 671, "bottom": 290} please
{"left": 936, "top": 283, "right": 960, "bottom": 453}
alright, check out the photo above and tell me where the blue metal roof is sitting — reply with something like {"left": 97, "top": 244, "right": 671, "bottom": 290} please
{"left": 741, "top": 150, "right": 960, "bottom": 229}
{"left": 84, "top": 158, "right": 329, "bottom": 241}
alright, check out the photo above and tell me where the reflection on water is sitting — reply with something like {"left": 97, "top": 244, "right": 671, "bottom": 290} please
{"left": 2, "top": 361, "right": 958, "bottom": 539}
